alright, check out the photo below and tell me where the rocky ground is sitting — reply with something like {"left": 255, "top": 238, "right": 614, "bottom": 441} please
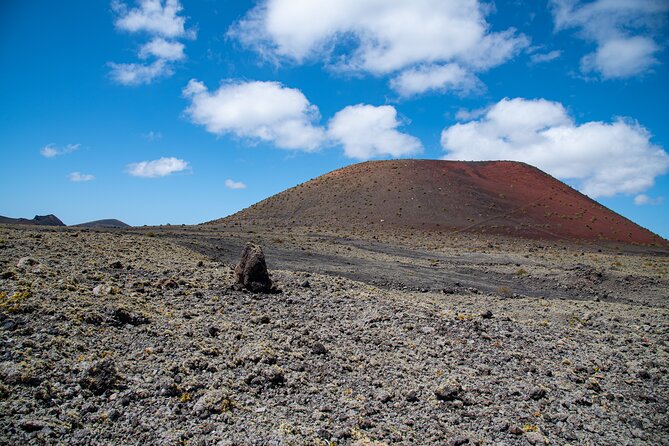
{"left": 0, "top": 224, "right": 668, "bottom": 445}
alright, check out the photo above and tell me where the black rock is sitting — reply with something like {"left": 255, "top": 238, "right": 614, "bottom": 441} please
{"left": 530, "top": 387, "right": 547, "bottom": 400}
{"left": 80, "top": 358, "right": 120, "bottom": 395}
{"left": 312, "top": 342, "right": 327, "bottom": 355}
{"left": 405, "top": 390, "right": 419, "bottom": 402}
{"left": 234, "top": 243, "right": 272, "bottom": 293}
{"left": 435, "top": 382, "right": 461, "bottom": 401}
{"left": 109, "top": 307, "right": 149, "bottom": 326}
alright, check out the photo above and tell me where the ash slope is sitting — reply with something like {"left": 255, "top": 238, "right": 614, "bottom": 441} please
{"left": 215, "top": 160, "right": 664, "bottom": 246}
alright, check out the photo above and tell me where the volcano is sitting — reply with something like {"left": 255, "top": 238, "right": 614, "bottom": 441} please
{"left": 214, "top": 160, "right": 665, "bottom": 246}
{"left": 0, "top": 214, "right": 65, "bottom": 227}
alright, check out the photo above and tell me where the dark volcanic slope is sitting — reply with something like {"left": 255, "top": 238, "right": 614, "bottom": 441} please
{"left": 216, "top": 160, "right": 664, "bottom": 245}
{"left": 0, "top": 214, "right": 65, "bottom": 226}
{"left": 74, "top": 219, "right": 130, "bottom": 228}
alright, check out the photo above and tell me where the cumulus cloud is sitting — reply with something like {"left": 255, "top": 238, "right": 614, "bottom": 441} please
{"left": 229, "top": 0, "right": 528, "bottom": 97}
{"left": 139, "top": 38, "right": 185, "bottom": 61}
{"left": 110, "top": 0, "right": 193, "bottom": 85}
{"left": 109, "top": 60, "right": 172, "bottom": 86}
{"left": 580, "top": 36, "right": 660, "bottom": 79}
{"left": 328, "top": 104, "right": 423, "bottom": 160}
{"left": 441, "top": 97, "right": 669, "bottom": 198}
{"left": 183, "top": 79, "right": 326, "bottom": 151}
{"left": 634, "top": 194, "right": 664, "bottom": 206}
{"left": 113, "top": 0, "right": 194, "bottom": 38}
{"left": 225, "top": 179, "right": 247, "bottom": 190}
{"left": 551, "top": 0, "right": 668, "bottom": 79}
{"left": 68, "top": 172, "right": 95, "bottom": 182}
{"left": 40, "top": 143, "right": 80, "bottom": 158}
{"left": 127, "top": 156, "right": 189, "bottom": 178}
{"left": 389, "top": 64, "right": 481, "bottom": 97}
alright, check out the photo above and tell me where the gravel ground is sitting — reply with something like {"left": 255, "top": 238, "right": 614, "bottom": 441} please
{"left": 0, "top": 225, "right": 668, "bottom": 445}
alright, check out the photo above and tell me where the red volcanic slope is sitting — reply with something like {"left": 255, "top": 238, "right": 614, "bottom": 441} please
{"left": 215, "top": 160, "right": 665, "bottom": 245}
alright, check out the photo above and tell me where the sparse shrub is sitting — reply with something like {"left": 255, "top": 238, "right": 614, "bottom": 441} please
{"left": 515, "top": 267, "right": 528, "bottom": 275}
{"left": 497, "top": 286, "right": 512, "bottom": 298}
{"left": 0, "top": 290, "right": 31, "bottom": 313}
{"left": 146, "top": 232, "right": 156, "bottom": 237}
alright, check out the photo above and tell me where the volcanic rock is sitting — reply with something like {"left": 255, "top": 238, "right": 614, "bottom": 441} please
{"left": 234, "top": 243, "right": 272, "bottom": 292}
{"left": 79, "top": 358, "right": 120, "bottom": 395}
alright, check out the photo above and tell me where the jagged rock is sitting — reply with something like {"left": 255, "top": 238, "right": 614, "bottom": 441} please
{"left": 435, "top": 380, "right": 462, "bottom": 401}
{"left": 79, "top": 358, "right": 120, "bottom": 395}
{"left": 234, "top": 243, "right": 272, "bottom": 292}
{"left": 193, "top": 389, "right": 230, "bottom": 416}
{"left": 16, "top": 257, "right": 39, "bottom": 269}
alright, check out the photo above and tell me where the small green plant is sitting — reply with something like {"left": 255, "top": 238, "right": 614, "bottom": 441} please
{"left": 515, "top": 267, "right": 528, "bottom": 275}
{"left": 146, "top": 232, "right": 156, "bottom": 237}
{"left": 0, "top": 290, "right": 31, "bottom": 313}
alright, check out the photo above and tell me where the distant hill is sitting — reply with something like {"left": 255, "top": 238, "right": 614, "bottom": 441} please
{"left": 212, "top": 160, "right": 666, "bottom": 246}
{"left": 74, "top": 219, "right": 130, "bottom": 228}
{"left": 0, "top": 214, "right": 65, "bottom": 226}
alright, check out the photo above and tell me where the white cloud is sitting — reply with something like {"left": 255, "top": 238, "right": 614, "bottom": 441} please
{"left": 110, "top": 0, "right": 193, "bottom": 85}
{"left": 225, "top": 179, "right": 247, "bottom": 190}
{"left": 68, "top": 172, "right": 95, "bottom": 182}
{"left": 634, "top": 194, "right": 663, "bottom": 206}
{"left": 580, "top": 36, "right": 659, "bottom": 79}
{"left": 127, "top": 156, "right": 189, "bottom": 178}
{"left": 40, "top": 143, "right": 80, "bottom": 158}
{"left": 113, "top": 0, "right": 194, "bottom": 38}
{"left": 229, "top": 0, "right": 528, "bottom": 96}
{"left": 551, "top": 0, "right": 668, "bottom": 79}
{"left": 389, "top": 63, "right": 481, "bottom": 97}
{"left": 139, "top": 37, "right": 185, "bottom": 61}
{"left": 183, "top": 79, "right": 326, "bottom": 151}
{"left": 529, "top": 49, "right": 562, "bottom": 64}
{"left": 441, "top": 97, "right": 669, "bottom": 198}
{"left": 109, "top": 60, "right": 172, "bottom": 86}
{"left": 328, "top": 104, "right": 423, "bottom": 160}
{"left": 142, "top": 130, "right": 162, "bottom": 141}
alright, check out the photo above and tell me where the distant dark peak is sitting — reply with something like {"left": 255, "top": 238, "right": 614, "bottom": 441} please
{"left": 0, "top": 214, "right": 65, "bottom": 226}
{"left": 74, "top": 219, "right": 131, "bottom": 228}
{"left": 33, "top": 214, "right": 65, "bottom": 225}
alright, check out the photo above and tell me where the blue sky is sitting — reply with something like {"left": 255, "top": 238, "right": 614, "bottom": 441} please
{"left": 1, "top": 0, "right": 668, "bottom": 237}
